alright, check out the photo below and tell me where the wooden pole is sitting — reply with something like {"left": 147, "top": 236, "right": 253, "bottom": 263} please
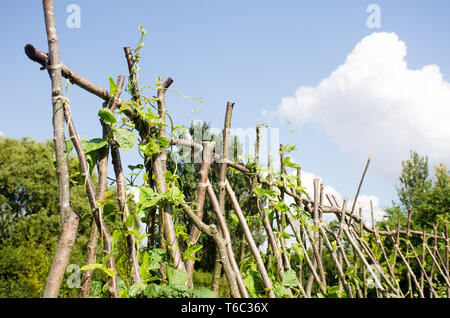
{"left": 42, "top": 0, "right": 80, "bottom": 298}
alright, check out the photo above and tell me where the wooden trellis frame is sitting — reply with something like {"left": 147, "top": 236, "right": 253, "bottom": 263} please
{"left": 27, "top": 0, "right": 449, "bottom": 298}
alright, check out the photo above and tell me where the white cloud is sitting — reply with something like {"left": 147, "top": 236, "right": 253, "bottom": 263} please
{"left": 279, "top": 32, "right": 450, "bottom": 180}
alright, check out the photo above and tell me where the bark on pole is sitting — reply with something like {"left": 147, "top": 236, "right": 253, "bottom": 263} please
{"left": 358, "top": 207, "right": 367, "bottom": 297}
{"left": 80, "top": 76, "right": 126, "bottom": 297}
{"left": 445, "top": 224, "right": 450, "bottom": 298}
{"left": 318, "top": 226, "right": 353, "bottom": 297}
{"left": 385, "top": 226, "right": 425, "bottom": 298}
{"left": 42, "top": 0, "right": 80, "bottom": 298}
{"left": 186, "top": 141, "right": 248, "bottom": 296}
{"left": 153, "top": 76, "right": 185, "bottom": 271}
{"left": 285, "top": 213, "right": 323, "bottom": 296}
{"left": 371, "top": 202, "right": 403, "bottom": 296}
{"left": 185, "top": 142, "right": 215, "bottom": 279}
{"left": 80, "top": 107, "right": 108, "bottom": 297}
{"left": 179, "top": 199, "right": 241, "bottom": 298}
{"left": 221, "top": 178, "right": 275, "bottom": 297}
{"left": 403, "top": 234, "right": 438, "bottom": 297}
{"left": 205, "top": 180, "right": 248, "bottom": 297}
{"left": 255, "top": 127, "right": 284, "bottom": 277}
{"left": 111, "top": 143, "right": 143, "bottom": 284}
{"left": 349, "top": 154, "right": 372, "bottom": 224}
{"left": 405, "top": 210, "right": 413, "bottom": 298}
{"left": 80, "top": 218, "right": 100, "bottom": 298}
{"left": 63, "top": 102, "right": 119, "bottom": 298}
{"left": 218, "top": 102, "right": 234, "bottom": 212}
{"left": 312, "top": 178, "right": 326, "bottom": 285}
{"left": 278, "top": 145, "right": 291, "bottom": 272}
{"left": 211, "top": 101, "right": 234, "bottom": 292}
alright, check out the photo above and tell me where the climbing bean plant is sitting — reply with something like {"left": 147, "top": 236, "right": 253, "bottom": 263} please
{"left": 26, "top": 1, "right": 450, "bottom": 298}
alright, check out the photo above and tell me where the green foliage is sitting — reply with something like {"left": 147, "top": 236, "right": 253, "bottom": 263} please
{"left": 113, "top": 128, "right": 138, "bottom": 153}
{"left": 281, "top": 269, "right": 299, "bottom": 287}
{"left": 98, "top": 108, "right": 117, "bottom": 126}
{"left": 374, "top": 151, "right": 450, "bottom": 297}
{"left": 89, "top": 246, "right": 217, "bottom": 298}
{"left": 393, "top": 151, "right": 450, "bottom": 229}
{"left": 0, "top": 137, "right": 99, "bottom": 297}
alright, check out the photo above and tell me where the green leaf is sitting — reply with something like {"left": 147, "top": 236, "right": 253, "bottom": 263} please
{"left": 65, "top": 140, "right": 74, "bottom": 154}
{"left": 331, "top": 240, "right": 339, "bottom": 251}
{"left": 140, "top": 252, "right": 152, "bottom": 281}
{"left": 103, "top": 268, "right": 114, "bottom": 277}
{"left": 119, "top": 289, "right": 129, "bottom": 298}
{"left": 267, "top": 208, "right": 275, "bottom": 226}
{"left": 243, "top": 273, "right": 258, "bottom": 297}
{"left": 282, "top": 269, "right": 299, "bottom": 287}
{"left": 139, "top": 186, "right": 158, "bottom": 202}
{"left": 125, "top": 214, "right": 134, "bottom": 228}
{"left": 137, "top": 186, "right": 161, "bottom": 214}
{"left": 148, "top": 259, "right": 161, "bottom": 272}
{"left": 90, "top": 281, "right": 103, "bottom": 297}
{"left": 98, "top": 108, "right": 117, "bottom": 126}
{"left": 164, "top": 170, "right": 179, "bottom": 184}
{"left": 114, "top": 128, "right": 138, "bottom": 152}
{"left": 167, "top": 267, "right": 189, "bottom": 286}
{"left": 102, "top": 203, "right": 117, "bottom": 222}
{"left": 80, "top": 263, "right": 104, "bottom": 272}
{"left": 280, "top": 231, "right": 293, "bottom": 239}
{"left": 274, "top": 201, "right": 289, "bottom": 213}
{"left": 230, "top": 213, "right": 239, "bottom": 227}
{"left": 111, "top": 229, "right": 123, "bottom": 253}
{"left": 128, "top": 282, "right": 147, "bottom": 297}
{"left": 79, "top": 139, "right": 101, "bottom": 175}
{"left": 117, "top": 277, "right": 128, "bottom": 294}
{"left": 145, "top": 249, "right": 165, "bottom": 272}
{"left": 254, "top": 186, "right": 278, "bottom": 201}
{"left": 184, "top": 244, "right": 203, "bottom": 261}
{"left": 325, "top": 285, "right": 344, "bottom": 298}
{"left": 191, "top": 289, "right": 216, "bottom": 298}
{"left": 144, "top": 283, "right": 163, "bottom": 297}
{"left": 139, "top": 138, "right": 160, "bottom": 157}
{"left": 128, "top": 164, "right": 144, "bottom": 171}
{"left": 281, "top": 144, "right": 297, "bottom": 154}
{"left": 127, "top": 228, "right": 140, "bottom": 237}
{"left": 109, "top": 76, "right": 118, "bottom": 96}
{"left": 165, "top": 186, "right": 184, "bottom": 203}
{"left": 273, "top": 283, "right": 291, "bottom": 298}
{"left": 80, "top": 263, "right": 114, "bottom": 277}
{"left": 283, "top": 156, "right": 301, "bottom": 170}
{"left": 82, "top": 138, "right": 108, "bottom": 153}
{"left": 158, "top": 136, "right": 170, "bottom": 149}
{"left": 327, "top": 285, "right": 339, "bottom": 293}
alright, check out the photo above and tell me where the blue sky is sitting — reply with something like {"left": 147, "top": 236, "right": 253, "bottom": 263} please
{"left": 2, "top": 1, "right": 450, "bottom": 218}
